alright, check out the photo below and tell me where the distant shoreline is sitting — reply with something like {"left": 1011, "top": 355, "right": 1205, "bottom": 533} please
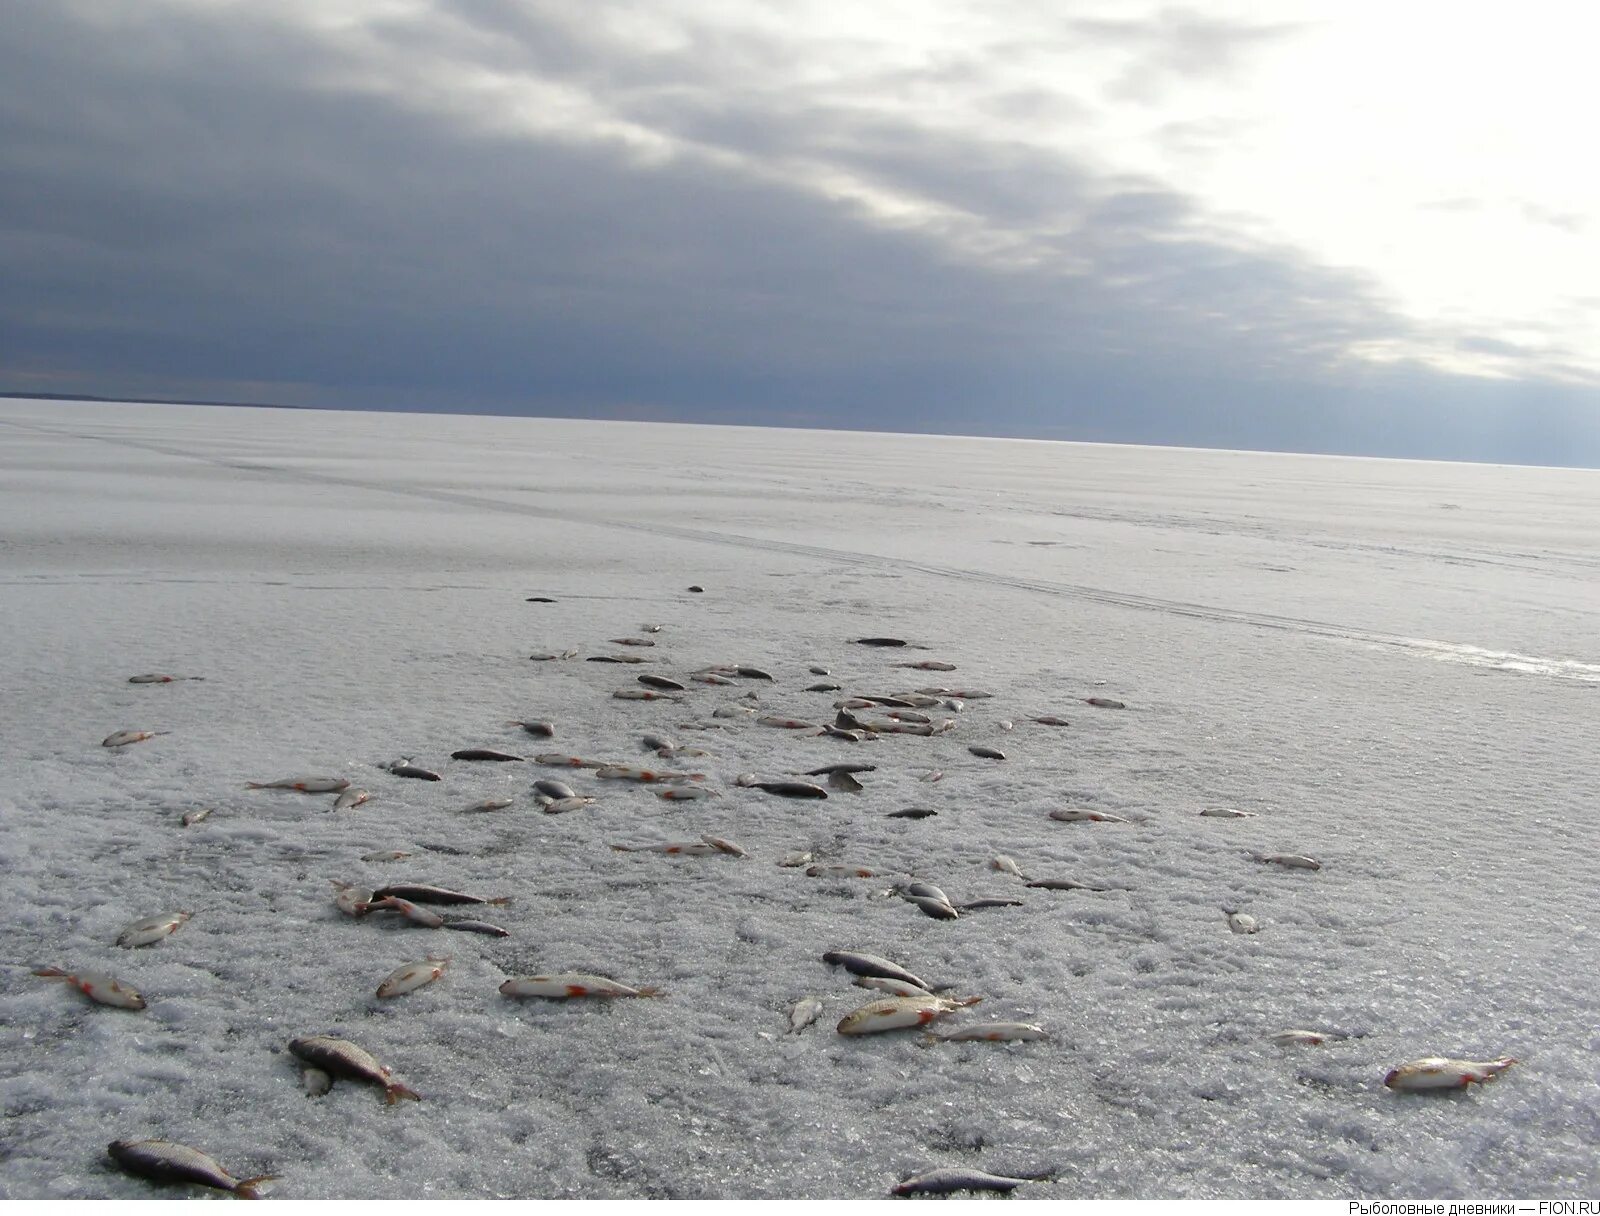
{"left": 0, "top": 391, "right": 308, "bottom": 410}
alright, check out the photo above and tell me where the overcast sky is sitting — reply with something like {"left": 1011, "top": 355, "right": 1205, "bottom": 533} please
{"left": 3, "top": 0, "right": 1597, "bottom": 464}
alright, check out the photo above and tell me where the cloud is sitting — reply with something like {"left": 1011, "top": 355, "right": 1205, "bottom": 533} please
{"left": 0, "top": 1, "right": 1596, "bottom": 464}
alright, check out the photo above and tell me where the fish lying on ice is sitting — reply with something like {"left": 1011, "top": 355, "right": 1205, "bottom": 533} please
{"left": 367, "top": 896, "right": 444, "bottom": 928}
{"left": 1083, "top": 697, "right": 1126, "bottom": 709}
{"left": 1384, "top": 1057, "right": 1517, "bottom": 1091}
{"left": 386, "top": 761, "right": 442, "bottom": 781}
{"left": 1048, "top": 809, "right": 1130, "bottom": 823}
{"left": 450, "top": 748, "right": 524, "bottom": 762}
{"left": 890, "top": 1167, "right": 1048, "bottom": 1196}
{"left": 332, "top": 788, "right": 371, "bottom": 810}
{"left": 535, "top": 754, "right": 611, "bottom": 769}
{"left": 990, "top": 855, "right": 1029, "bottom": 880}
{"left": 509, "top": 720, "right": 556, "bottom": 737}
{"left": 788, "top": 996, "right": 824, "bottom": 1033}
{"left": 499, "top": 974, "right": 664, "bottom": 999}
{"left": 34, "top": 967, "right": 146, "bottom": 1010}
{"left": 612, "top": 841, "right": 722, "bottom": 856}
{"left": 442, "top": 918, "right": 510, "bottom": 937}
{"left": 737, "top": 776, "right": 828, "bottom": 799}
{"left": 1270, "top": 1029, "right": 1339, "bottom": 1046}
{"left": 102, "top": 730, "right": 169, "bottom": 748}
{"left": 1223, "top": 907, "right": 1259, "bottom": 934}
{"left": 836, "top": 994, "right": 981, "bottom": 1035}
{"left": 180, "top": 807, "right": 213, "bottom": 826}
{"left": 822, "top": 951, "right": 929, "bottom": 991}
{"left": 596, "top": 764, "right": 703, "bottom": 783}
{"left": 376, "top": 956, "right": 450, "bottom": 999}
{"left": 331, "top": 881, "right": 373, "bottom": 918}
{"left": 288, "top": 1035, "right": 420, "bottom": 1103}
{"left": 1200, "top": 806, "right": 1257, "bottom": 818}
{"left": 116, "top": 911, "right": 190, "bottom": 949}
{"left": 127, "top": 674, "right": 204, "bottom": 684}
{"left": 247, "top": 776, "right": 350, "bottom": 793}
{"left": 1250, "top": 851, "right": 1322, "bottom": 870}
{"left": 107, "top": 1139, "right": 273, "bottom": 1198}
{"left": 854, "top": 976, "right": 928, "bottom": 997}
{"left": 372, "top": 884, "right": 509, "bottom": 906}
{"left": 1024, "top": 878, "right": 1106, "bottom": 892}
{"left": 462, "top": 797, "right": 515, "bottom": 812}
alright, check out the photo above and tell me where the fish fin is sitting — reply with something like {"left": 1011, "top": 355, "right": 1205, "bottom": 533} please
{"left": 385, "top": 1082, "right": 422, "bottom": 1104}
{"left": 234, "top": 1175, "right": 278, "bottom": 1199}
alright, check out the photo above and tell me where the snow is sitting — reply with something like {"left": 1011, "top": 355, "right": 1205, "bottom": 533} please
{"left": 1, "top": 398, "right": 1597, "bottom": 1199}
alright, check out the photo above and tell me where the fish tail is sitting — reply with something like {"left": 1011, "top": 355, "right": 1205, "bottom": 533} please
{"left": 486, "top": 897, "right": 513, "bottom": 906}
{"left": 234, "top": 1175, "right": 278, "bottom": 1199}
{"left": 636, "top": 987, "right": 667, "bottom": 998}
{"left": 385, "top": 1082, "right": 422, "bottom": 1104}
{"left": 245, "top": 782, "right": 266, "bottom": 788}
{"left": 32, "top": 967, "right": 68, "bottom": 980}
{"left": 954, "top": 995, "right": 984, "bottom": 1007}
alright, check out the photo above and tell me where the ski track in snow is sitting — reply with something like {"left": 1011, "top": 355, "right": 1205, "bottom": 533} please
{"left": 1, "top": 401, "right": 1597, "bottom": 1200}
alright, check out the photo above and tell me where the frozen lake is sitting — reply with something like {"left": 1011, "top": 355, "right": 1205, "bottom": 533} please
{"left": 1, "top": 398, "right": 1596, "bottom": 1199}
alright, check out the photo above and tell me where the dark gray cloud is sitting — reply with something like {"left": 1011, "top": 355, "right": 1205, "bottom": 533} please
{"left": 1, "top": 1, "right": 1596, "bottom": 464}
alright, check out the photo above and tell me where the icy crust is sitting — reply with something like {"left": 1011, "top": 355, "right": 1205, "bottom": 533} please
{"left": 0, "top": 400, "right": 1597, "bottom": 1199}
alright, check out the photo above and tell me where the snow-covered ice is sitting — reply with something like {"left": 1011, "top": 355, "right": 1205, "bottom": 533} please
{"left": 1, "top": 399, "right": 1597, "bottom": 1199}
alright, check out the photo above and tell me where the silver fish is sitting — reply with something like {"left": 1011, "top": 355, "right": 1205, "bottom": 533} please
{"left": 499, "top": 974, "right": 664, "bottom": 999}
{"left": 540, "top": 796, "right": 595, "bottom": 813}
{"left": 1200, "top": 806, "right": 1257, "bottom": 818}
{"left": 462, "top": 797, "right": 515, "bottom": 812}
{"left": 836, "top": 994, "right": 980, "bottom": 1035}
{"left": 510, "top": 719, "right": 556, "bottom": 737}
{"left": 367, "top": 896, "right": 445, "bottom": 928}
{"left": 371, "top": 884, "right": 508, "bottom": 906}
{"left": 441, "top": 917, "right": 510, "bottom": 937}
{"left": 854, "top": 975, "right": 927, "bottom": 997}
{"left": 288, "top": 1035, "right": 420, "bottom": 1103}
{"left": 891, "top": 1167, "right": 1044, "bottom": 1196}
{"left": 376, "top": 955, "right": 450, "bottom": 999}
{"left": 247, "top": 776, "right": 349, "bottom": 792}
{"left": 116, "top": 911, "right": 190, "bottom": 949}
{"left": 34, "top": 967, "right": 146, "bottom": 1010}
{"left": 788, "top": 996, "right": 824, "bottom": 1033}
{"left": 108, "top": 1139, "right": 273, "bottom": 1198}
{"left": 1250, "top": 851, "right": 1322, "bottom": 870}
{"left": 533, "top": 778, "right": 578, "bottom": 799}
{"left": 102, "top": 729, "right": 169, "bottom": 748}
{"left": 1384, "top": 1056, "right": 1517, "bottom": 1091}
{"left": 127, "top": 673, "right": 204, "bottom": 683}
{"left": 822, "top": 951, "right": 929, "bottom": 991}
{"left": 1224, "top": 907, "right": 1259, "bottom": 934}
{"left": 990, "top": 855, "right": 1029, "bottom": 880}
{"left": 386, "top": 762, "right": 441, "bottom": 781}
{"left": 180, "top": 807, "right": 213, "bottom": 827}
{"left": 333, "top": 788, "right": 371, "bottom": 810}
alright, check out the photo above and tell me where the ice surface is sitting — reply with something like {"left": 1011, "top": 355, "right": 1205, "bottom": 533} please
{"left": 1, "top": 399, "right": 1597, "bottom": 1199}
